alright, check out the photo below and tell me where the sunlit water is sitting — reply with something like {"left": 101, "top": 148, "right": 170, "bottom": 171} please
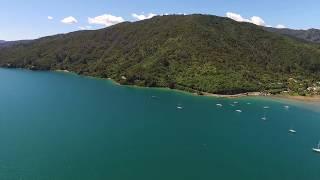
{"left": 0, "top": 68, "right": 319, "bottom": 180}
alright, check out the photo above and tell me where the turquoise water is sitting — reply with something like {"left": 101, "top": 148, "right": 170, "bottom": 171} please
{"left": 0, "top": 68, "right": 320, "bottom": 180}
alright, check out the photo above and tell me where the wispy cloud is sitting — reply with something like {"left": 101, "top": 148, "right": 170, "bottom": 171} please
{"left": 226, "top": 12, "right": 288, "bottom": 28}
{"left": 132, "top": 13, "right": 157, "bottom": 21}
{"left": 61, "top": 16, "right": 78, "bottom": 24}
{"left": 78, "top": 26, "right": 92, "bottom": 30}
{"left": 276, "top": 24, "right": 286, "bottom": 29}
{"left": 88, "top": 14, "right": 124, "bottom": 26}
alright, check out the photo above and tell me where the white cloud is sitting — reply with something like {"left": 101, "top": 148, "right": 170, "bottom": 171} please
{"left": 226, "top": 12, "right": 265, "bottom": 26}
{"left": 226, "top": 12, "right": 249, "bottom": 22}
{"left": 132, "top": 13, "right": 157, "bottom": 21}
{"left": 47, "top": 16, "right": 53, "bottom": 20}
{"left": 276, "top": 24, "right": 286, "bottom": 29}
{"left": 78, "top": 26, "right": 92, "bottom": 30}
{"left": 160, "top": 13, "right": 187, "bottom": 16}
{"left": 61, "top": 16, "right": 78, "bottom": 24}
{"left": 88, "top": 14, "right": 124, "bottom": 26}
{"left": 250, "top": 16, "right": 265, "bottom": 26}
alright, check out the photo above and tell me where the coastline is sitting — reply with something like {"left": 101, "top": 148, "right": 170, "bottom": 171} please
{"left": 53, "top": 69, "right": 320, "bottom": 103}
{"left": 105, "top": 80, "right": 320, "bottom": 103}
{"left": 12, "top": 68, "right": 317, "bottom": 103}
{"left": 55, "top": 69, "right": 70, "bottom": 73}
{"left": 53, "top": 69, "right": 267, "bottom": 98}
{"left": 199, "top": 91, "right": 263, "bottom": 98}
{"left": 271, "top": 94, "right": 320, "bottom": 103}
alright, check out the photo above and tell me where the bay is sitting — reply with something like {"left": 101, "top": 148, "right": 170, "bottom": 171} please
{"left": 0, "top": 68, "right": 319, "bottom": 180}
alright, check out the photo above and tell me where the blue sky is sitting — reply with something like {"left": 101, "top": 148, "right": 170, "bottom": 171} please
{"left": 0, "top": 0, "right": 319, "bottom": 41}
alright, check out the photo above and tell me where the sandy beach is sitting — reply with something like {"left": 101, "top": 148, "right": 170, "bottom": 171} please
{"left": 200, "top": 91, "right": 263, "bottom": 98}
{"left": 272, "top": 95, "right": 320, "bottom": 103}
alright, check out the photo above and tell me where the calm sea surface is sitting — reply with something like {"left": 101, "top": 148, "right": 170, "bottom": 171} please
{"left": 0, "top": 68, "right": 320, "bottom": 180}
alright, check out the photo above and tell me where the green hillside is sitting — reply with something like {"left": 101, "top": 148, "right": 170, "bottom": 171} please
{"left": 1, "top": 14, "right": 320, "bottom": 95}
{"left": 265, "top": 27, "right": 320, "bottom": 44}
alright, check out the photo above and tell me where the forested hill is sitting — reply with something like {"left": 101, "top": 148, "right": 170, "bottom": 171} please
{"left": 1, "top": 14, "right": 320, "bottom": 95}
{"left": 0, "top": 40, "right": 31, "bottom": 48}
{"left": 265, "top": 27, "right": 320, "bottom": 44}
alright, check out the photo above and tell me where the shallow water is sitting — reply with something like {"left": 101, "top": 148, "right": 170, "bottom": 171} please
{"left": 0, "top": 68, "right": 319, "bottom": 180}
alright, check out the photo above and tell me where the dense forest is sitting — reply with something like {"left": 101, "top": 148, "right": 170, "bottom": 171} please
{"left": 0, "top": 40, "right": 31, "bottom": 48}
{"left": 265, "top": 27, "right": 320, "bottom": 44}
{"left": 1, "top": 14, "right": 320, "bottom": 95}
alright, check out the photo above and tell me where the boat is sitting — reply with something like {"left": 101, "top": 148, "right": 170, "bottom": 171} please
{"left": 288, "top": 125, "right": 296, "bottom": 133}
{"left": 284, "top": 105, "right": 290, "bottom": 109}
{"left": 235, "top": 110, "right": 242, "bottom": 113}
{"left": 261, "top": 110, "right": 267, "bottom": 120}
{"left": 263, "top": 106, "right": 270, "bottom": 109}
{"left": 312, "top": 141, "right": 320, "bottom": 153}
{"left": 177, "top": 106, "right": 183, "bottom": 110}
{"left": 216, "top": 104, "right": 223, "bottom": 107}
{"left": 233, "top": 101, "right": 238, "bottom": 104}
{"left": 288, "top": 129, "right": 296, "bottom": 133}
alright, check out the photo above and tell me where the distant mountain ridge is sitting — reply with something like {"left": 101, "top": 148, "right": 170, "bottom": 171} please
{"left": 0, "top": 40, "right": 31, "bottom": 48}
{"left": 0, "top": 14, "right": 320, "bottom": 95}
{"left": 265, "top": 27, "right": 320, "bottom": 43}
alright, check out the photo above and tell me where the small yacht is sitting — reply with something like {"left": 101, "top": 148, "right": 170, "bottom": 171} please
{"left": 233, "top": 101, "right": 238, "bottom": 104}
{"left": 284, "top": 105, "right": 290, "bottom": 109}
{"left": 261, "top": 117, "right": 267, "bottom": 121}
{"left": 177, "top": 106, "right": 183, "bottom": 110}
{"left": 263, "top": 106, "right": 270, "bottom": 109}
{"left": 288, "top": 129, "right": 296, "bottom": 134}
{"left": 216, "top": 104, "right": 223, "bottom": 107}
{"left": 312, "top": 141, "right": 320, "bottom": 153}
{"left": 235, "top": 110, "right": 242, "bottom": 113}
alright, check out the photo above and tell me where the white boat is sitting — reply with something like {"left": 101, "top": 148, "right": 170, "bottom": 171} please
{"left": 288, "top": 129, "right": 296, "bottom": 133}
{"left": 235, "top": 110, "right": 242, "bottom": 113}
{"left": 233, "top": 101, "right": 238, "bottom": 104}
{"left": 284, "top": 105, "right": 290, "bottom": 109}
{"left": 247, "top": 102, "right": 251, "bottom": 105}
{"left": 177, "top": 106, "right": 183, "bottom": 109}
{"left": 230, "top": 104, "right": 235, "bottom": 107}
{"left": 263, "top": 106, "right": 270, "bottom": 109}
{"left": 312, "top": 141, "right": 320, "bottom": 153}
{"left": 216, "top": 104, "right": 223, "bottom": 107}
{"left": 261, "top": 117, "right": 267, "bottom": 121}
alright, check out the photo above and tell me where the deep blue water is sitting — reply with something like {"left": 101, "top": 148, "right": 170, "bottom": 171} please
{"left": 0, "top": 68, "right": 320, "bottom": 180}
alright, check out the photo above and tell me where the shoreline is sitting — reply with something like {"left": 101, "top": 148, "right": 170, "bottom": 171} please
{"left": 52, "top": 69, "right": 319, "bottom": 103}
{"left": 199, "top": 91, "right": 264, "bottom": 98}
{"left": 76, "top": 74, "right": 320, "bottom": 103}
{"left": 53, "top": 69, "right": 270, "bottom": 98}
{"left": 55, "top": 69, "right": 70, "bottom": 73}
{"left": 105, "top": 80, "right": 320, "bottom": 103}
{"left": 271, "top": 94, "right": 320, "bottom": 103}
{"left": 4, "top": 68, "right": 316, "bottom": 103}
